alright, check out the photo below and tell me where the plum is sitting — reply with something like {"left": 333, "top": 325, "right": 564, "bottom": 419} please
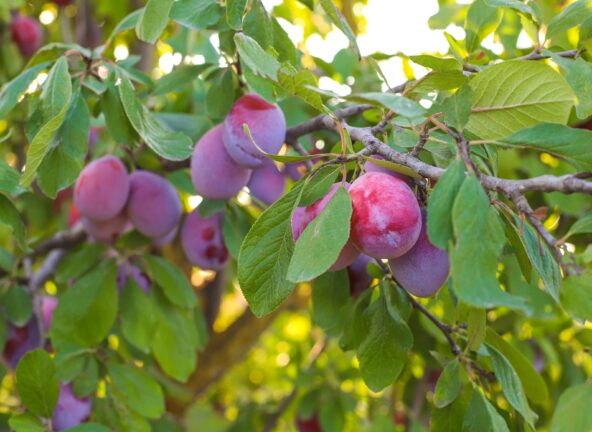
{"left": 74, "top": 156, "right": 130, "bottom": 222}
{"left": 52, "top": 384, "right": 92, "bottom": 431}
{"left": 54, "top": 0, "right": 72, "bottom": 6}
{"left": 223, "top": 93, "right": 286, "bottom": 168}
{"left": 365, "top": 155, "right": 411, "bottom": 183}
{"left": 292, "top": 207, "right": 305, "bottom": 240}
{"left": 350, "top": 172, "right": 421, "bottom": 259}
{"left": 296, "top": 414, "right": 323, "bottom": 432}
{"left": 248, "top": 159, "right": 286, "bottom": 205}
{"left": 154, "top": 225, "right": 178, "bottom": 247}
{"left": 191, "top": 125, "right": 252, "bottom": 199}
{"left": 81, "top": 212, "right": 128, "bottom": 243}
{"left": 293, "top": 183, "right": 359, "bottom": 271}
{"left": 181, "top": 210, "right": 229, "bottom": 270}
{"left": 390, "top": 209, "right": 449, "bottom": 297}
{"left": 347, "top": 254, "right": 373, "bottom": 297}
{"left": 117, "top": 262, "right": 151, "bottom": 294}
{"left": 41, "top": 296, "right": 58, "bottom": 330}
{"left": 3, "top": 319, "right": 40, "bottom": 368}
{"left": 68, "top": 202, "right": 81, "bottom": 228}
{"left": 11, "top": 15, "right": 42, "bottom": 57}
{"left": 126, "top": 171, "right": 182, "bottom": 238}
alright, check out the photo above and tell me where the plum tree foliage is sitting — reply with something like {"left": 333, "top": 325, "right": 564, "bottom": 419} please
{"left": 0, "top": 0, "right": 591, "bottom": 430}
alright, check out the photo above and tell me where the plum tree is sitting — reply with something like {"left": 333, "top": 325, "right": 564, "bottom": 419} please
{"left": 81, "top": 212, "right": 128, "bottom": 243}
{"left": 247, "top": 159, "right": 286, "bottom": 205}
{"left": 52, "top": 384, "right": 92, "bottom": 431}
{"left": 296, "top": 413, "right": 323, "bottom": 432}
{"left": 10, "top": 15, "right": 42, "bottom": 57}
{"left": 117, "top": 262, "right": 151, "bottom": 293}
{"left": 349, "top": 172, "right": 421, "bottom": 259}
{"left": 126, "top": 171, "right": 182, "bottom": 238}
{"left": 3, "top": 319, "right": 40, "bottom": 368}
{"left": 74, "top": 156, "right": 130, "bottom": 222}
{"left": 223, "top": 93, "right": 286, "bottom": 168}
{"left": 41, "top": 296, "right": 58, "bottom": 330}
{"left": 347, "top": 254, "right": 374, "bottom": 297}
{"left": 390, "top": 209, "right": 449, "bottom": 297}
{"left": 293, "top": 183, "right": 359, "bottom": 271}
{"left": 181, "top": 210, "right": 229, "bottom": 270}
{"left": 365, "top": 155, "right": 410, "bottom": 183}
{"left": 191, "top": 125, "right": 252, "bottom": 199}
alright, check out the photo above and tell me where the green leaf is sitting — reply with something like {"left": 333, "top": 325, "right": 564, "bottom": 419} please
{"left": 299, "top": 166, "right": 340, "bottom": 206}
{"left": 566, "top": 213, "right": 592, "bottom": 238}
{"left": 561, "top": 273, "right": 592, "bottom": 322}
{"left": 348, "top": 92, "right": 425, "bottom": 118}
{"left": 100, "top": 9, "right": 142, "bottom": 52}
{"left": 227, "top": 0, "right": 247, "bottom": 29}
{"left": 135, "top": 0, "right": 175, "bottom": 44}
{"left": 37, "top": 93, "right": 89, "bottom": 198}
{"left": 118, "top": 73, "right": 192, "bottom": 161}
{"left": 565, "top": 58, "right": 592, "bottom": 119}
{"left": 462, "top": 389, "right": 510, "bottom": 432}
{"left": 547, "top": 0, "right": 592, "bottom": 40}
{"left": 0, "top": 194, "right": 28, "bottom": 252}
{"left": 20, "top": 57, "right": 72, "bottom": 187}
{"left": 465, "top": 0, "right": 503, "bottom": 52}
{"left": 466, "top": 307, "right": 486, "bottom": 351}
{"left": 312, "top": 270, "right": 350, "bottom": 335}
{"left": 318, "top": 0, "right": 360, "bottom": 58}
{"left": 431, "top": 390, "right": 469, "bottom": 432}
{"left": 234, "top": 33, "right": 280, "bottom": 81}
{"left": 63, "top": 424, "right": 111, "bottom": 432}
{"left": 101, "top": 80, "right": 136, "bottom": 145}
{"left": 487, "top": 345, "right": 538, "bottom": 427}
{"left": 54, "top": 344, "right": 88, "bottom": 382}
{"left": 143, "top": 255, "right": 196, "bottom": 308}
{"left": 153, "top": 65, "right": 209, "bottom": 96}
{"left": 357, "top": 290, "right": 413, "bottom": 391}
{"left": 50, "top": 260, "right": 118, "bottom": 348}
{"left": 434, "top": 359, "right": 462, "bottom": 408}
{"left": 170, "top": 0, "right": 222, "bottom": 31}
{"left": 0, "top": 161, "right": 25, "bottom": 196}
{"left": 485, "top": 328, "right": 549, "bottom": 404}
{"left": 4, "top": 286, "right": 32, "bottom": 326}
{"left": 8, "top": 413, "right": 44, "bottom": 432}
{"left": 205, "top": 68, "right": 235, "bottom": 119}
{"left": 409, "top": 55, "right": 462, "bottom": 72}
{"left": 451, "top": 177, "right": 524, "bottom": 308}
{"left": 15, "top": 349, "right": 59, "bottom": 417}
{"left": 551, "top": 384, "right": 592, "bottom": 432}
{"left": 120, "top": 279, "right": 158, "bottom": 353}
{"left": 108, "top": 363, "right": 165, "bottom": 418}
{"left": 485, "top": 0, "right": 535, "bottom": 17}
{"left": 72, "top": 356, "right": 99, "bottom": 397}
{"left": 287, "top": 186, "right": 352, "bottom": 282}
{"left": 441, "top": 82, "right": 472, "bottom": 131}
{"left": 238, "top": 182, "right": 304, "bottom": 317}
{"left": 499, "top": 123, "right": 592, "bottom": 171}
{"left": 360, "top": 155, "right": 422, "bottom": 179}
{"left": 55, "top": 243, "right": 106, "bottom": 284}
{"left": 466, "top": 61, "right": 574, "bottom": 140}
{"left": 427, "top": 160, "right": 466, "bottom": 249}
{"left": 0, "top": 62, "right": 50, "bottom": 119}
{"left": 222, "top": 203, "right": 252, "bottom": 259}
{"left": 277, "top": 68, "right": 327, "bottom": 113}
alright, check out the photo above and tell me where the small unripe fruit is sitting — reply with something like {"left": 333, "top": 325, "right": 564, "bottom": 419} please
{"left": 181, "top": 210, "right": 229, "bottom": 270}
{"left": 390, "top": 209, "right": 449, "bottom": 297}
{"left": 293, "top": 183, "right": 359, "bottom": 271}
{"left": 223, "top": 93, "right": 286, "bottom": 168}
{"left": 11, "top": 15, "right": 42, "bottom": 57}
{"left": 191, "top": 125, "right": 252, "bottom": 199}
{"left": 74, "top": 156, "right": 130, "bottom": 222}
{"left": 127, "top": 171, "right": 182, "bottom": 238}
{"left": 247, "top": 159, "right": 286, "bottom": 205}
{"left": 350, "top": 173, "right": 421, "bottom": 259}
{"left": 52, "top": 384, "right": 92, "bottom": 431}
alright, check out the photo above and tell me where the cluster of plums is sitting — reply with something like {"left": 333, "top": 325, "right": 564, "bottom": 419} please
{"left": 2, "top": 296, "right": 91, "bottom": 431}
{"left": 294, "top": 159, "right": 450, "bottom": 298}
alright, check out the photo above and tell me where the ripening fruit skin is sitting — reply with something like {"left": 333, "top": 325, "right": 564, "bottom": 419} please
{"left": 293, "top": 183, "right": 359, "bottom": 271}
{"left": 292, "top": 207, "right": 305, "bottom": 240}
{"left": 68, "top": 202, "right": 81, "bottom": 228}
{"left": 181, "top": 210, "right": 229, "bottom": 270}
{"left": 223, "top": 93, "right": 287, "bottom": 168}
{"left": 74, "top": 156, "right": 130, "bottom": 222}
{"left": 52, "top": 384, "right": 92, "bottom": 431}
{"left": 41, "top": 296, "right": 58, "bottom": 330}
{"left": 191, "top": 125, "right": 252, "bottom": 199}
{"left": 154, "top": 226, "right": 178, "bottom": 247}
{"left": 127, "top": 171, "right": 182, "bottom": 238}
{"left": 365, "top": 155, "right": 411, "bottom": 183}
{"left": 117, "top": 263, "right": 151, "bottom": 293}
{"left": 390, "top": 209, "right": 449, "bottom": 297}
{"left": 248, "top": 159, "right": 286, "bottom": 205}
{"left": 347, "top": 254, "right": 373, "bottom": 297}
{"left": 11, "top": 15, "right": 42, "bottom": 57}
{"left": 3, "top": 319, "right": 40, "bottom": 368}
{"left": 54, "top": 0, "right": 72, "bottom": 6}
{"left": 81, "top": 212, "right": 128, "bottom": 243}
{"left": 350, "top": 172, "right": 421, "bottom": 259}
{"left": 296, "top": 414, "right": 323, "bottom": 432}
